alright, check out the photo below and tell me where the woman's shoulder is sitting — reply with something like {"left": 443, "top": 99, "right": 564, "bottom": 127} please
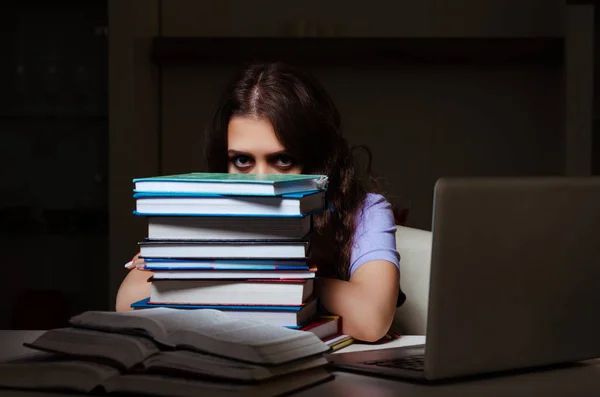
{"left": 361, "top": 192, "right": 393, "bottom": 213}
{"left": 349, "top": 192, "right": 400, "bottom": 275}
{"left": 355, "top": 192, "right": 396, "bottom": 231}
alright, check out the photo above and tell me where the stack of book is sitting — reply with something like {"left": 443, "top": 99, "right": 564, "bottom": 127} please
{"left": 130, "top": 172, "right": 353, "bottom": 350}
{"left": 0, "top": 307, "right": 334, "bottom": 396}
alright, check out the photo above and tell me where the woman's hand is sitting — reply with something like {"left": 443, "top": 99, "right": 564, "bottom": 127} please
{"left": 116, "top": 253, "right": 153, "bottom": 311}
{"left": 125, "top": 253, "right": 145, "bottom": 270}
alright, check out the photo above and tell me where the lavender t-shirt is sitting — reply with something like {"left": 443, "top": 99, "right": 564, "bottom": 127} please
{"left": 349, "top": 193, "right": 401, "bottom": 276}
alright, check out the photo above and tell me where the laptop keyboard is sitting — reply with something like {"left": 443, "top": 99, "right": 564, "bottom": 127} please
{"left": 362, "top": 354, "right": 425, "bottom": 371}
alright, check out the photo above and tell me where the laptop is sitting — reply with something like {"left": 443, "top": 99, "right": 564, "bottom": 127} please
{"left": 330, "top": 176, "right": 600, "bottom": 381}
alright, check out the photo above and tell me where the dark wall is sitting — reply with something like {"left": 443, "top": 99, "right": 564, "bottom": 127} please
{"left": 0, "top": 0, "right": 109, "bottom": 329}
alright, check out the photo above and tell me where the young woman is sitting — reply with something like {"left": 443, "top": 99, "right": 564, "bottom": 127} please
{"left": 116, "top": 62, "right": 404, "bottom": 342}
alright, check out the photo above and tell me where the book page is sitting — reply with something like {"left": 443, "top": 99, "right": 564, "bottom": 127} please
{"left": 146, "top": 308, "right": 313, "bottom": 347}
{"left": 141, "top": 308, "right": 236, "bottom": 337}
{"left": 208, "top": 321, "right": 312, "bottom": 346}
{"left": 142, "top": 351, "right": 271, "bottom": 382}
{"left": 163, "top": 309, "right": 310, "bottom": 346}
{"left": 70, "top": 310, "right": 169, "bottom": 341}
{"left": 72, "top": 308, "right": 317, "bottom": 354}
{"left": 28, "top": 328, "right": 160, "bottom": 369}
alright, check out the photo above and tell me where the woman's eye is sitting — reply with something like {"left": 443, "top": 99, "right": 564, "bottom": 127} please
{"left": 232, "top": 155, "right": 253, "bottom": 168}
{"left": 274, "top": 154, "right": 295, "bottom": 168}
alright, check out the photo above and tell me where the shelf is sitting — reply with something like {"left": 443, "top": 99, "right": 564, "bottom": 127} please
{"left": 151, "top": 37, "right": 563, "bottom": 66}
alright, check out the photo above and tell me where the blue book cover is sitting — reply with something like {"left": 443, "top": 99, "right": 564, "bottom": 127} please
{"left": 133, "top": 173, "right": 326, "bottom": 185}
{"left": 132, "top": 211, "right": 318, "bottom": 218}
{"left": 132, "top": 190, "right": 323, "bottom": 199}
{"left": 132, "top": 297, "right": 308, "bottom": 312}
{"left": 130, "top": 298, "right": 310, "bottom": 329}
{"left": 142, "top": 258, "right": 309, "bottom": 271}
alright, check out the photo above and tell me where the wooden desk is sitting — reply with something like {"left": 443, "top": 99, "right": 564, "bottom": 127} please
{"left": 1, "top": 331, "right": 599, "bottom": 397}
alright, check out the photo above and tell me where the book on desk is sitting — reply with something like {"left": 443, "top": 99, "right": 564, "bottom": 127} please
{"left": 0, "top": 172, "right": 358, "bottom": 396}
{"left": 0, "top": 307, "right": 333, "bottom": 396}
{"left": 129, "top": 172, "right": 345, "bottom": 341}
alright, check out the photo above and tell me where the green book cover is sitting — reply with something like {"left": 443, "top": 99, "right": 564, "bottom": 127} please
{"left": 133, "top": 172, "right": 327, "bottom": 185}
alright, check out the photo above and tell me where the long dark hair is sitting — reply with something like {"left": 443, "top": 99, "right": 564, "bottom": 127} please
{"left": 205, "top": 62, "right": 368, "bottom": 280}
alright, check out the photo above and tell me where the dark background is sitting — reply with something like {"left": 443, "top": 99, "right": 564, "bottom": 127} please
{"left": 0, "top": 0, "right": 597, "bottom": 329}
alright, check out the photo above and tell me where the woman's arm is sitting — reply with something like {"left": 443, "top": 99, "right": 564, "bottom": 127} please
{"left": 317, "top": 193, "right": 401, "bottom": 342}
{"left": 317, "top": 260, "right": 399, "bottom": 342}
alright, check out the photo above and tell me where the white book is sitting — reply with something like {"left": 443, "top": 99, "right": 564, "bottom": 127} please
{"left": 150, "top": 279, "right": 314, "bottom": 306}
{"left": 146, "top": 216, "right": 312, "bottom": 240}
{"left": 150, "top": 269, "right": 315, "bottom": 280}
{"left": 134, "top": 191, "right": 325, "bottom": 216}
{"left": 138, "top": 240, "right": 309, "bottom": 259}
{"left": 134, "top": 298, "right": 318, "bottom": 328}
{"left": 141, "top": 258, "right": 308, "bottom": 271}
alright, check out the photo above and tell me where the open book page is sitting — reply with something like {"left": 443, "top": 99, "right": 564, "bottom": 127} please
{"left": 142, "top": 350, "right": 328, "bottom": 382}
{"left": 0, "top": 355, "right": 120, "bottom": 393}
{"left": 69, "top": 308, "right": 232, "bottom": 344}
{"left": 69, "top": 308, "right": 327, "bottom": 364}
{"left": 162, "top": 310, "right": 329, "bottom": 364}
{"left": 142, "top": 350, "right": 269, "bottom": 381}
{"left": 139, "top": 308, "right": 238, "bottom": 338}
{"left": 206, "top": 320, "right": 317, "bottom": 346}
{"left": 25, "top": 327, "right": 160, "bottom": 369}
{"left": 133, "top": 308, "right": 316, "bottom": 346}
{"left": 151, "top": 309, "right": 323, "bottom": 364}
{"left": 69, "top": 309, "right": 171, "bottom": 341}
{"left": 114, "top": 307, "right": 316, "bottom": 347}
{"left": 170, "top": 321, "right": 329, "bottom": 364}
{"left": 255, "top": 338, "right": 331, "bottom": 364}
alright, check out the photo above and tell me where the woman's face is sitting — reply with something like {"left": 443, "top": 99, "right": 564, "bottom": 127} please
{"left": 227, "top": 116, "right": 302, "bottom": 175}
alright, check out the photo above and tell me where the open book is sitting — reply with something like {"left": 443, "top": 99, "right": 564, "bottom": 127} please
{"left": 24, "top": 327, "right": 328, "bottom": 382}
{"left": 0, "top": 354, "right": 332, "bottom": 397}
{"left": 67, "top": 307, "right": 329, "bottom": 365}
{"left": 24, "top": 327, "right": 160, "bottom": 370}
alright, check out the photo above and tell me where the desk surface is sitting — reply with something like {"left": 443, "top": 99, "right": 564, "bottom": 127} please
{"left": 1, "top": 330, "right": 599, "bottom": 397}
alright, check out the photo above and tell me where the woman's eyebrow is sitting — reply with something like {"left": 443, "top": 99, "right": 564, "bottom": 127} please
{"left": 266, "top": 151, "right": 290, "bottom": 158}
{"left": 227, "top": 149, "right": 252, "bottom": 156}
{"left": 228, "top": 149, "right": 290, "bottom": 158}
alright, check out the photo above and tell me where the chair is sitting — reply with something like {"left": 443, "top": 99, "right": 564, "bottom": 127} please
{"left": 391, "top": 225, "right": 432, "bottom": 335}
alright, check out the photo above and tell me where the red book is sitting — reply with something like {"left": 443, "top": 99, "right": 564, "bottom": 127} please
{"left": 301, "top": 316, "right": 340, "bottom": 340}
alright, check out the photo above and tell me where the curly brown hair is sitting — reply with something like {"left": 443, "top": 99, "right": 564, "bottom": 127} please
{"left": 205, "top": 62, "right": 368, "bottom": 281}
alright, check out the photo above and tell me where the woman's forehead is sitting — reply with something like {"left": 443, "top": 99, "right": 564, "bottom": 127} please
{"left": 227, "top": 116, "right": 286, "bottom": 154}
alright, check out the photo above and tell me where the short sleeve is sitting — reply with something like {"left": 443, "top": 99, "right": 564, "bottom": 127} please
{"left": 349, "top": 193, "right": 401, "bottom": 276}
